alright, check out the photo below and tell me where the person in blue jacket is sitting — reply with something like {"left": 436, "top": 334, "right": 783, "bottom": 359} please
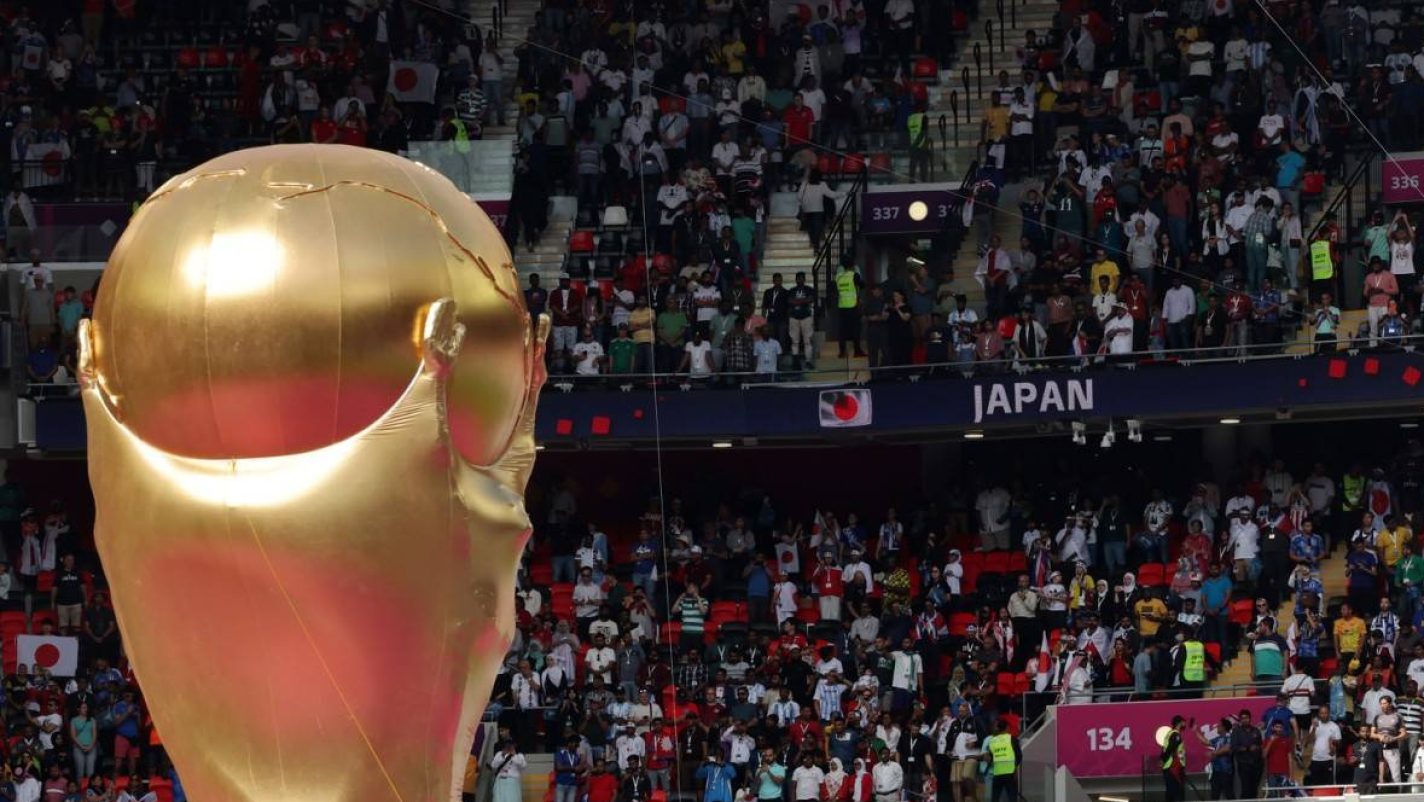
{"left": 695, "top": 751, "right": 737, "bottom": 802}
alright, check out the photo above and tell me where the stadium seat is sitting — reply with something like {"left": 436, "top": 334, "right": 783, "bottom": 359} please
{"left": 1228, "top": 598, "right": 1254, "bottom": 627}
{"left": 1006, "top": 552, "right": 1028, "bottom": 573}
{"left": 1136, "top": 563, "right": 1165, "bottom": 587}
{"left": 1316, "top": 657, "right": 1338, "bottom": 680}
{"left": 948, "top": 612, "right": 975, "bottom": 636}
{"left": 569, "top": 230, "right": 595, "bottom": 253}
{"left": 602, "top": 206, "right": 629, "bottom": 228}
{"left": 912, "top": 58, "right": 939, "bottom": 81}
{"left": 35, "top": 571, "right": 54, "bottom": 593}
{"left": 1204, "top": 642, "right": 1221, "bottom": 668}
{"left": 982, "top": 551, "right": 1009, "bottom": 574}
{"left": 868, "top": 153, "right": 892, "bottom": 178}
{"left": 841, "top": 153, "right": 866, "bottom": 174}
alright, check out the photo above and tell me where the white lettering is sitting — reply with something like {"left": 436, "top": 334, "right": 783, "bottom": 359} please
{"left": 973, "top": 379, "right": 1096, "bottom": 421}
{"left": 1013, "top": 382, "right": 1038, "bottom": 413}
{"left": 1040, "top": 381, "right": 1064, "bottom": 413}
{"left": 986, "top": 384, "right": 1012, "bottom": 418}
{"left": 1068, "top": 379, "right": 1094, "bottom": 412}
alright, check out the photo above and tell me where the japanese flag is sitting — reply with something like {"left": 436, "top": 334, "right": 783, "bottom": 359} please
{"left": 818, "top": 389, "right": 872, "bottom": 428}
{"left": 22, "top": 142, "right": 71, "bottom": 188}
{"left": 386, "top": 61, "right": 440, "bottom": 104}
{"left": 16, "top": 635, "right": 78, "bottom": 677}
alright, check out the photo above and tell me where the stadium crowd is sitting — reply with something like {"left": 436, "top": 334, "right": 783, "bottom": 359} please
{"left": 486, "top": 440, "right": 1424, "bottom": 800}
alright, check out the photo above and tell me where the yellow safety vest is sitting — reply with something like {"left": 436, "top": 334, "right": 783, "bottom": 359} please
{"left": 1342, "top": 474, "right": 1365, "bottom": 512}
{"left": 987, "top": 734, "right": 1016, "bottom": 776}
{"left": 836, "top": 269, "right": 858, "bottom": 309}
{"left": 907, "top": 112, "right": 927, "bottom": 148}
{"left": 1162, "top": 734, "right": 1185, "bottom": 771}
{"left": 1183, "top": 640, "right": 1205, "bottom": 682}
{"left": 1309, "top": 240, "right": 1334, "bottom": 280}
{"left": 451, "top": 119, "right": 471, "bottom": 154}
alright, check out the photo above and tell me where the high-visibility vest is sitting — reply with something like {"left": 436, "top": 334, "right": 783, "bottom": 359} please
{"left": 1183, "top": 640, "right": 1205, "bottom": 682}
{"left": 907, "top": 112, "right": 927, "bottom": 148}
{"left": 1162, "top": 734, "right": 1185, "bottom": 771}
{"left": 1309, "top": 240, "right": 1334, "bottom": 280}
{"left": 1342, "top": 473, "right": 1366, "bottom": 511}
{"left": 836, "top": 268, "right": 858, "bottom": 309}
{"left": 987, "top": 734, "right": 1016, "bottom": 775}
{"left": 451, "top": 119, "right": 471, "bottom": 154}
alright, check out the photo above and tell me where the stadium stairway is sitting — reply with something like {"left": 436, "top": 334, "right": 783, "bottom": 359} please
{"left": 920, "top": 0, "right": 1062, "bottom": 182}
{"left": 466, "top": 0, "right": 536, "bottom": 144}
{"left": 1207, "top": 546, "right": 1349, "bottom": 692}
{"left": 520, "top": 753, "right": 555, "bottom": 800}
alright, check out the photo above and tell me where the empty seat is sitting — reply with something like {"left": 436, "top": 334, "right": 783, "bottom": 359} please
{"left": 602, "top": 206, "right": 629, "bottom": 228}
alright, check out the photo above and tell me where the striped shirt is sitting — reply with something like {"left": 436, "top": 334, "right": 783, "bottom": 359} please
{"left": 1396, "top": 696, "right": 1424, "bottom": 735}
{"left": 813, "top": 678, "right": 847, "bottom": 720}
{"left": 680, "top": 596, "right": 707, "bottom": 634}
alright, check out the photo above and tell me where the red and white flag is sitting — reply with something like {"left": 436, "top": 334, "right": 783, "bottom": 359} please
{"left": 386, "top": 61, "right": 440, "bottom": 104}
{"left": 818, "top": 389, "right": 873, "bottom": 428}
{"left": 22, "top": 142, "right": 71, "bottom": 189}
{"left": 16, "top": 635, "right": 78, "bottom": 676}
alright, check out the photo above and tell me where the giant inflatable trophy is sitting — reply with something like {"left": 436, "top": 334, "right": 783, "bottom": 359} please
{"left": 77, "top": 145, "right": 548, "bottom": 802}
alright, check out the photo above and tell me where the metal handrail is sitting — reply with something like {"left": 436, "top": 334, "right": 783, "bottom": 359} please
{"left": 1306, "top": 150, "right": 1372, "bottom": 245}
{"left": 984, "top": 22, "right": 994, "bottom": 73}
{"left": 809, "top": 167, "right": 870, "bottom": 316}
{"left": 541, "top": 335, "right": 1424, "bottom": 386}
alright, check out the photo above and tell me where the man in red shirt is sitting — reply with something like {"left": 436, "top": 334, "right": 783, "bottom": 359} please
{"left": 585, "top": 759, "right": 619, "bottom": 802}
{"left": 643, "top": 719, "right": 676, "bottom": 792}
{"left": 1261, "top": 720, "right": 1295, "bottom": 795}
{"left": 783, "top": 93, "right": 815, "bottom": 150}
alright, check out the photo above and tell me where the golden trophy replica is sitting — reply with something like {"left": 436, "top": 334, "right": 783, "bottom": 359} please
{"left": 78, "top": 145, "right": 548, "bottom": 802}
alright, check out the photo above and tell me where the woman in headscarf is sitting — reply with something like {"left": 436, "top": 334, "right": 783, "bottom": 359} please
{"left": 1115, "top": 572, "right": 1141, "bottom": 612}
{"left": 1094, "top": 579, "right": 1119, "bottom": 623}
{"left": 524, "top": 638, "right": 547, "bottom": 672}
{"left": 822, "top": 758, "right": 850, "bottom": 802}
{"left": 549, "top": 619, "right": 580, "bottom": 678}
{"left": 850, "top": 758, "right": 873, "bottom": 802}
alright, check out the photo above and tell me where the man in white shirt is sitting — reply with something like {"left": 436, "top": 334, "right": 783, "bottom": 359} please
{"left": 1103, "top": 304, "right": 1134, "bottom": 356}
{"left": 1091, "top": 275, "right": 1118, "bottom": 323}
{"left": 975, "top": 485, "right": 1012, "bottom": 551}
{"left": 1163, "top": 276, "right": 1196, "bottom": 352}
{"left": 614, "top": 725, "right": 646, "bottom": 770}
{"left": 871, "top": 748, "right": 904, "bottom": 802}
{"left": 1055, "top": 518, "right": 1090, "bottom": 565}
{"left": 889, "top": 637, "right": 924, "bottom": 712}
{"left": 1224, "top": 192, "right": 1252, "bottom": 245}
{"left": 571, "top": 327, "right": 605, "bottom": 376}
{"left": 711, "top": 128, "right": 740, "bottom": 178}
{"left": 1225, "top": 490, "right": 1257, "bottom": 519}
{"left": 1305, "top": 707, "right": 1340, "bottom": 784}
{"left": 585, "top": 634, "right": 617, "bottom": 683}
{"left": 509, "top": 661, "right": 542, "bottom": 709}
{"left": 1228, "top": 509, "right": 1261, "bottom": 583}
{"left": 573, "top": 568, "right": 604, "bottom": 623}
{"left": 791, "top": 754, "right": 825, "bottom": 801}
{"left": 1263, "top": 459, "right": 1294, "bottom": 507}
{"left": 1362, "top": 675, "right": 1397, "bottom": 725}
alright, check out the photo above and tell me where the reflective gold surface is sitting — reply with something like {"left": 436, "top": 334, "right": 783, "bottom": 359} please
{"left": 82, "top": 145, "right": 547, "bottom": 802}
{"left": 90, "top": 144, "right": 532, "bottom": 465}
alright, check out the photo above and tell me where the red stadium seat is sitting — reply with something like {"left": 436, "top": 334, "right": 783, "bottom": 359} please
{"left": 204, "top": 47, "right": 230, "bottom": 68}
{"left": 982, "top": 551, "right": 1009, "bottom": 573}
{"left": 995, "top": 673, "right": 1016, "bottom": 696}
{"left": 841, "top": 153, "right": 866, "bottom": 174}
{"left": 529, "top": 564, "right": 554, "bottom": 586}
{"left": 817, "top": 154, "right": 841, "bottom": 176}
{"left": 569, "top": 230, "right": 595, "bottom": 253}
{"left": 661, "top": 622, "right": 682, "bottom": 646}
{"left": 912, "top": 58, "right": 939, "bottom": 80}
{"left": 1316, "top": 657, "right": 1338, "bottom": 680}
{"left": 1229, "top": 598, "right": 1254, "bottom": 627}
{"left": 1006, "top": 552, "right": 1028, "bottom": 573}
{"left": 868, "top": 153, "right": 892, "bottom": 176}
{"left": 1135, "top": 563, "right": 1164, "bottom": 587}
{"left": 176, "top": 47, "right": 200, "bottom": 68}
{"left": 1204, "top": 642, "right": 1221, "bottom": 668}
{"left": 948, "top": 612, "right": 975, "bottom": 636}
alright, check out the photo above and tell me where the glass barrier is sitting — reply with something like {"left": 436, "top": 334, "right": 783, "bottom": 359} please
{"left": 405, "top": 139, "right": 513, "bottom": 197}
